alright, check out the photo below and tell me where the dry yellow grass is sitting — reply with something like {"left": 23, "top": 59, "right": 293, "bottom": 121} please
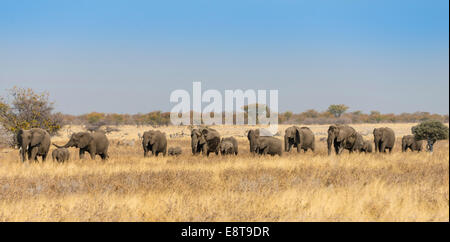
{"left": 0, "top": 123, "right": 448, "bottom": 221}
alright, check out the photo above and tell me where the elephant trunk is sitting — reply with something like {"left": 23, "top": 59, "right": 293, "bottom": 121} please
{"left": 53, "top": 140, "right": 73, "bottom": 149}
{"left": 249, "top": 138, "right": 256, "bottom": 153}
{"left": 284, "top": 135, "right": 289, "bottom": 152}
{"left": 20, "top": 142, "right": 27, "bottom": 162}
{"left": 327, "top": 134, "right": 334, "bottom": 155}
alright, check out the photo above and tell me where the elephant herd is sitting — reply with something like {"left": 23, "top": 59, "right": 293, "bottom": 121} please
{"left": 15, "top": 124, "right": 425, "bottom": 162}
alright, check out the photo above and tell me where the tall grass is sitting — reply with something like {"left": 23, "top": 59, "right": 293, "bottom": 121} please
{"left": 0, "top": 124, "right": 448, "bottom": 221}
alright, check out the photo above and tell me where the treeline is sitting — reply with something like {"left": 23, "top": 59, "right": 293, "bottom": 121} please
{"left": 59, "top": 110, "right": 449, "bottom": 126}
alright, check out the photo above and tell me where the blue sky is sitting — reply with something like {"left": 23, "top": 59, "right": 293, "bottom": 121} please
{"left": 0, "top": 0, "right": 448, "bottom": 114}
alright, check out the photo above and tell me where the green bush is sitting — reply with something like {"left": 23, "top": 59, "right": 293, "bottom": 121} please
{"left": 412, "top": 120, "right": 449, "bottom": 152}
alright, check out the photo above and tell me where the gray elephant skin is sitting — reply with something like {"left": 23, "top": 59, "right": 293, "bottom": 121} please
{"left": 54, "top": 131, "right": 109, "bottom": 160}
{"left": 220, "top": 140, "right": 234, "bottom": 155}
{"left": 327, "top": 125, "right": 358, "bottom": 155}
{"left": 17, "top": 128, "right": 51, "bottom": 162}
{"left": 168, "top": 147, "right": 182, "bottom": 156}
{"left": 402, "top": 135, "right": 423, "bottom": 152}
{"left": 284, "top": 126, "right": 315, "bottom": 153}
{"left": 142, "top": 130, "right": 167, "bottom": 157}
{"left": 52, "top": 148, "right": 70, "bottom": 162}
{"left": 353, "top": 134, "right": 373, "bottom": 153}
{"left": 220, "top": 137, "right": 238, "bottom": 155}
{"left": 373, "top": 127, "right": 395, "bottom": 153}
{"left": 191, "top": 127, "right": 221, "bottom": 156}
{"left": 247, "top": 129, "right": 282, "bottom": 156}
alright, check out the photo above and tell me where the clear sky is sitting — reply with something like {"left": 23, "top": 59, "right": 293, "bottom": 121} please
{"left": 0, "top": 0, "right": 448, "bottom": 115}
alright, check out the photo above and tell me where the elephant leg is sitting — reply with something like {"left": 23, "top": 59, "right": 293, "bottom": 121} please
{"left": 334, "top": 142, "right": 340, "bottom": 155}
{"left": 29, "top": 147, "right": 39, "bottom": 161}
{"left": 143, "top": 147, "right": 149, "bottom": 157}
{"left": 152, "top": 145, "right": 158, "bottom": 156}
{"left": 89, "top": 151, "right": 96, "bottom": 160}
{"left": 380, "top": 143, "right": 386, "bottom": 153}
{"left": 337, "top": 144, "right": 344, "bottom": 155}
{"left": 79, "top": 149, "right": 85, "bottom": 159}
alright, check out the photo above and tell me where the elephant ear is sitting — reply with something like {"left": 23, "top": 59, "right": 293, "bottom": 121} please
{"left": 337, "top": 129, "right": 347, "bottom": 142}
{"left": 381, "top": 129, "right": 389, "bottom": 141}
{"left": 295, "top": 127, "right": 302, "bottom": 143}
{"left": 78, "top": 133, "right": 93, "bottom": 148}
{"left": 30, "top": 130, "right": 45, "bottom": 147}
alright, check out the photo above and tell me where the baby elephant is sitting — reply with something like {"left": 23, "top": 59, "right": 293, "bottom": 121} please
{"left": 168, "top": 147, "right": 182, "bottom": 156}
{"left": 52, "top": 148, "right": 70, "bottom": 163}
{"left": 220, "top": 137, "right": 238, "bottom": 156}
{"left": 220, "top": 141, "right": 235, "bottom": 155}
{"left": 402, "top": 135, "right": 423, "bottom": 152}
{"left": 360, "top": 140, "right": 373, "bottom": 153}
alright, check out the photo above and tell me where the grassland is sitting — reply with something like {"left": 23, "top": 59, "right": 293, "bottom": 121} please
{"left": 0, "top": 123, "right": 448, "bottom": 221}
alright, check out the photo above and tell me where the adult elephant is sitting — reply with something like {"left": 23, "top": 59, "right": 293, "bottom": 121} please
{"left": 54, "top": 131, "right": 109, "bottom": 160}
{"left": 142, "top": 130, "right": 167, "bottom": 157}
{"left": 327, "top": 124, "right": 358, "bottom": 155}
{"left": 284, "top": 126, "right": 315, "bottom": 153}
{"left": 17, "top": 128, "right": 51, "bottom": 162}
{"left": 191, "top": 127, "right": 221, "bottom": 156}
{"left": 402, "top": 135, "right": 423, "bottom": 152}
{"left": 373, "top": 127, "right": 395, "bottom": 153}
{"left": 247, "top": 129, "right": 282, "bottom": 156}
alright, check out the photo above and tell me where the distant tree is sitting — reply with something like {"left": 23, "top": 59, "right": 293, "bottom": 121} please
{"left": 412, "top": 120, "right": 449, "bottom": 152}
{"left": 369, "top": 111, "right": 382, "bottom": 123}
{"left": 303, "top": 109, "right": 320, "bottom": 118}
{"left": 0, "top": 87, "right": 63, "bottom": 137}
{"left": 327, "top": 104, "right": 348, "bottom": 118}
{"left": 281, "top": 111, "right": 293, "bottom": 124}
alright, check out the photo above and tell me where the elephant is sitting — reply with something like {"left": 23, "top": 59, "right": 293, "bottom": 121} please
{"left": 52, "top": 148, "right": 70, "bottom": 162}
{"left": 220, "top": 140, "right": 234, "bottom": 155}
{"left": 353, "top": 134, "right": 373, "bottom": 153}
{"left": 284, "top": 126, "right": 315, "bottom": 153}
{"left": 142, "top": 130, "right": 167, "bottom": 157}
{"left": 168, "top": 147, "right": 182, "bottom": 156}
{"left": 402, "top": 135, "right": 423, "bottom": 152}
{"left": 373, "top": 127, "right": 395, "bottom": 153}
{"left": 220, "top": 137, "right": 238, "bottom": 155}
{"left": 16, "top": 128, "right": 51, "bottom": 162}
{"left": 360, "top": 140, "right": 373, "bottom": 153}
{"left": 247, "top": 129, "right": 282, "bottom": 156}
{"left": 190, "top": 127, "right": 221, "bottom": 156}
{"left": 54, "top": 131, "right": 109, "bottom": 160}
{"left": 327, "top": 124, "right": 358, "bottom": 155}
